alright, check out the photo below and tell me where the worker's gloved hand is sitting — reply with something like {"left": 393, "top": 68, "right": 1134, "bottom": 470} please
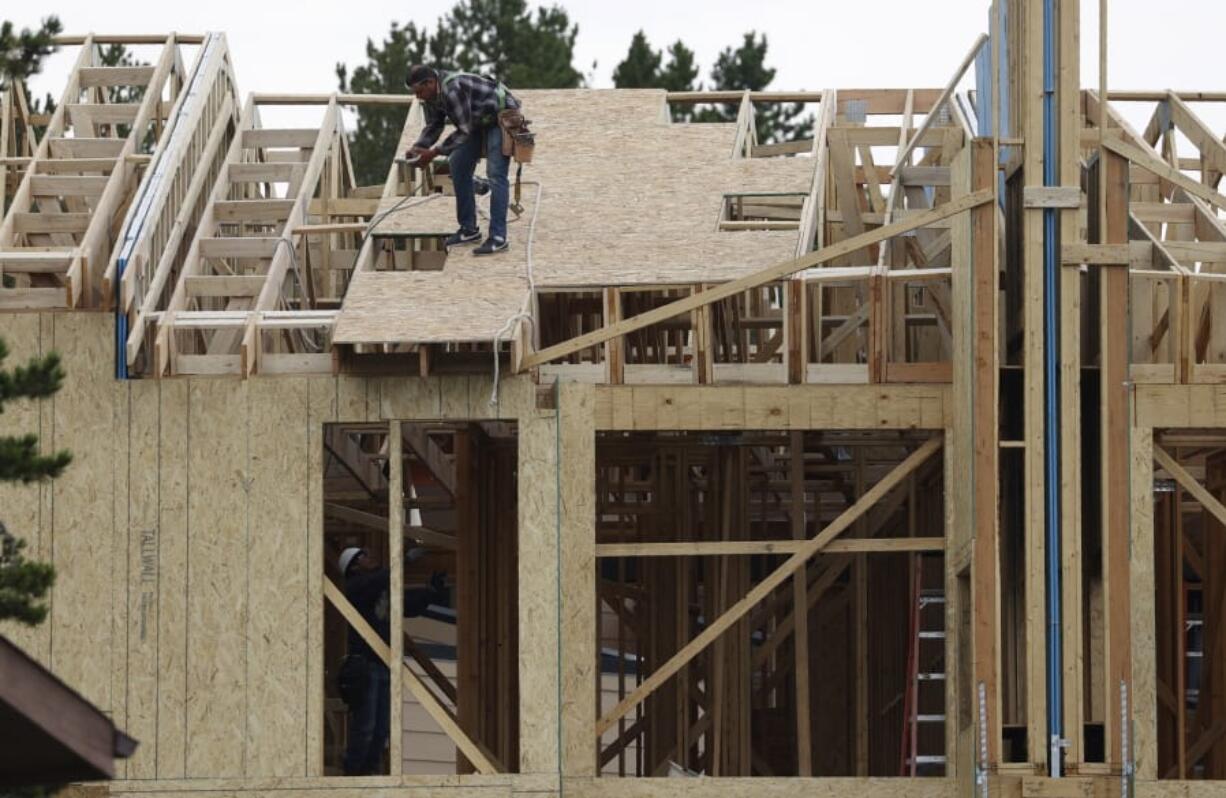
{"left": 409, "top": 146, "right": 438, "bottom": 166}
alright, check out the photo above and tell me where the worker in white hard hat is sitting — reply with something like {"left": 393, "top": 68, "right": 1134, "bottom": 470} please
{"left": 337, "top": 546, "right": 447, "bottom": 775}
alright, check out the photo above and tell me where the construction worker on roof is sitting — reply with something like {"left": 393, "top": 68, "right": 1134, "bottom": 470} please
{"left": 406, "top": 64, "right": 520, "bottom": 256}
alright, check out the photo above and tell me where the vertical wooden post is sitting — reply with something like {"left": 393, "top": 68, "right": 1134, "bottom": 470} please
{"left": 786, "top": 279, "right": 806, "bottom": 384}
{"left": 968, "top": 138, "right": 1002, "bottom": 769}
{"left": 693, "top": 284, "right": 713, "bottom": 384}
{"left": 1101, "top": 148, "right": 1132, "bottom": 771}
{"left": 1058, "top": 0, "right": 1084, "bottom": 768}
{"left": 1131, "top": 428, "right": 1157, "bottom": 779}
{"left": 853, "top": 449, "right": 869, "bottom": 774}
{"left": 1204, "top": 455, "right": 1226, "bottom": 777}
{"left": 789, "top": 430, "right": 812, "bottom": 774}
{"left": 1021, "top": 0, "right": 1050, "bottom": 769}
{"left": 455, "top": 426, "right": 477, "bottom": 773}
{"left": 388, "top": 421, "right": 404, "bottom": 775}
{"left": 604, "top": 288, "right": 624, "bottom": 384}
{"left": 868, "top": 270, "right": 886, "bottom": 383}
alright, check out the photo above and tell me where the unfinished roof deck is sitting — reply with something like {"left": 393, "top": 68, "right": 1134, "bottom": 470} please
{"left": 335, "top": 89, "right": 813, "bottom": 346}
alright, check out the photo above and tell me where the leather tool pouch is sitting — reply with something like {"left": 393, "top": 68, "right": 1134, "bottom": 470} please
{"left": 498, "top": 108, "right": 535, "bottom": 164}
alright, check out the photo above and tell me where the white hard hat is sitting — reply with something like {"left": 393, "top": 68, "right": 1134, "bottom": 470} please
{"left": 338, "top": 547, "right": 365, "bottom": 575}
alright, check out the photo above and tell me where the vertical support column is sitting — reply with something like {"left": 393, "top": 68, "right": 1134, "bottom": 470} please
{"left": 1057, "top": 0, "right": 1084, "bottom": 769}
{"left": 1101, "top": 148, "right": 1132, "bottom": 770}
{"left": 868, "top": 270, "right": 886, "bottom": 383}
{"left": 558, "top": 383, "right": 597, "bottom": 777}
{"left": 388, "top": 420, "right": 404, "bottom": 775}
{"left": 693, "top": 284, "right": 713, "bottom": 384}
{"left": 969, "top": 138, "right": 1003, "bottom": 770}
{"left": 789, "top": 430, "right": 812, "bottom": 774}
{"left": 853, "top": 448, "right": 869, "bottom": 775}
{"left": 786, "top": 279, "right": 806, "bottom": 385}
{"left": 1021, "top": 0, "right": 1050, "bottom": 770}
{"left": 1130, "top": 429, "right": 1156, "bottom": 779}
{"left": 455, "top": 426, "right": 478, "bottom": 773}
{"left": 519, "top": 412, "right": 562, "bottom": 774}
{"left": 604, "top": 288, "right": 624, "bottom": 384}
{"left": 1203, "top": 456, "right": 1226, "bottom": 777}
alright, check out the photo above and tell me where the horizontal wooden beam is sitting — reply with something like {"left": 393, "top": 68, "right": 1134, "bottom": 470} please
{"left": 1107, "top": 90, "right": 1226, "bottom": 102}
{"left": 323, "top": 502, "right": 457, "bottom": 551}
{"left": 253, "top": 93, "right": 416, "bottom": 106}
{"left": 55, "top": 34, "right": 203, "bottom": 44}
{"left": 667, "top": 90, "right": 824, "bottom": 103}
{"left": 520, "top": 190, "right": 992, "bottom": 370}
{"left": 595, "top": 537, "right": 944, "bottom": 557}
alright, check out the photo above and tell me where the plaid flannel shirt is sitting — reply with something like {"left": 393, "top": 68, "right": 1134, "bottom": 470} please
{"left": 413, "top": 71, "right": 520, "bottom": 156}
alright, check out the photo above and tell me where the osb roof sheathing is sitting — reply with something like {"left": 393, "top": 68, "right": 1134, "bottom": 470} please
{"left": 334, "top": 88, "right": 814, "bottom": 345}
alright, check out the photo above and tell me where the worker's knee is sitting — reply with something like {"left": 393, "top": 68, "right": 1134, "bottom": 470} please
{"left": 486, "top": 155, "right": 509, "bottom": 184}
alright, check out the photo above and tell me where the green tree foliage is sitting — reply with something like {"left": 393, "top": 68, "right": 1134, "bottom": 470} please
{"left": 0, "top": 337, "right": 71, "bottom": 626}
{"left": 447, "top": 0, "right": 582, "bottom": 89}
{"left": 613, "top": 32, "right": 696, "bottom": 93}
{"left": 611, "top": 31, "right": 660, "bottom": 89}
{"left": 0, "top": 16, "right": 62, "bottom": 90}
{"left": 0, "top": 16, "right": 62, "bottom": 120}
{"left": 337, "top": 22, "right": 445, "bottom": 187}
{"left": 338, "top": 0, "right": 582, "bottom": 186}
{"left": 696, "top": 32, "right": 812, "bottom": 144}
{"left": 612, "top": 32, "right": 697, "bottom": 121}
{"left": 658, "top": 41, "right": 699, "bottom": 95}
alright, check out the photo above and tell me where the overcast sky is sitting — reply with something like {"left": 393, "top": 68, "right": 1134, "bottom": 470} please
{"left": 12, "top": 0, "right": 1226, "bottom": 132}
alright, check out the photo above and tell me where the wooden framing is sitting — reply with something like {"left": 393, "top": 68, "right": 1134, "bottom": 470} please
{"left": 8, "top": 4, "right": 1226, "bottom": 797}
{"left": 0, "top": 36, "right": 191, "bottom": 309}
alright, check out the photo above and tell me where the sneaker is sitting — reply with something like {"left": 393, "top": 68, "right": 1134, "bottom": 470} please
{"left": 473, "top": 236, "right": 508, "bottom": 256}
{"left": 445, "top": 227, "right": 481, "bottom": 247}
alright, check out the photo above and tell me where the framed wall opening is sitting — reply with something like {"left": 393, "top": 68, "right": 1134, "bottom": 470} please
{"left": 592, "top": 428, "right": 947, "bottom": 777}
{"left": 321, "top": 420, "right": 519, "bottom": 776}
{"left": 1152, "top": 429, "right": 1226, "bottom": 779}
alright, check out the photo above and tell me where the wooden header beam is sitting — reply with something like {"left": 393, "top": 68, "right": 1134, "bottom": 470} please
{"left": 595, "top": 537, "right": 944, "bottom": 558}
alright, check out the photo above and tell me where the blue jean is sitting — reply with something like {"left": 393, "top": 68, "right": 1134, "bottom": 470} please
{"left": 343, "top": 657, "right": 389, "bottom": 775}
{"left": 449, "top": 124, "right": 510, "bottom": 241}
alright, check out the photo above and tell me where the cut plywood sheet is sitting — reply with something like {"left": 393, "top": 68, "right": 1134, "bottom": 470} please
{"left": 334, "top": 271, "right": 528, "bottom": 345}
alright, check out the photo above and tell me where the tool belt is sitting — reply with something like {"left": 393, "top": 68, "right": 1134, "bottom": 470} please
{"left": 497, "top": 108, "right": 535, "bottom": 164}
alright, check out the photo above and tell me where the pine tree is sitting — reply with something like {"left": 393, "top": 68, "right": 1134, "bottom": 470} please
{"left": 338, "top": 1, "right": 582, "bottom": 186}
{"left": 658, "top": 42, "right": 698, "bottom": 94}
{"left": 612, "top": 33, "right": 697, "bottom": 121}
{"left": 0, "top": 17, "right": 62, "bottom": 90}
{"left": 0, "top": 337, "right": 71, "bottom": 626}
{"left": 696, "top": 32, "right": 812, "bottom": 144}
{"left": 612, "top": 31, "right": 661, "bottom": 89}
{"left": 1, "top": 17, "right": 62, "bottom": 124}
{"left": 445, "top": 0, "right": 582, "bottom": 89}
{"left": 337, "top": 21, "right": 448, "bottom": 186}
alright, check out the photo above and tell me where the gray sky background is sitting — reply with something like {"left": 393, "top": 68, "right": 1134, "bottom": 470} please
{"left": 11, "top": 0, "right": 1226, "bottom": 132}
